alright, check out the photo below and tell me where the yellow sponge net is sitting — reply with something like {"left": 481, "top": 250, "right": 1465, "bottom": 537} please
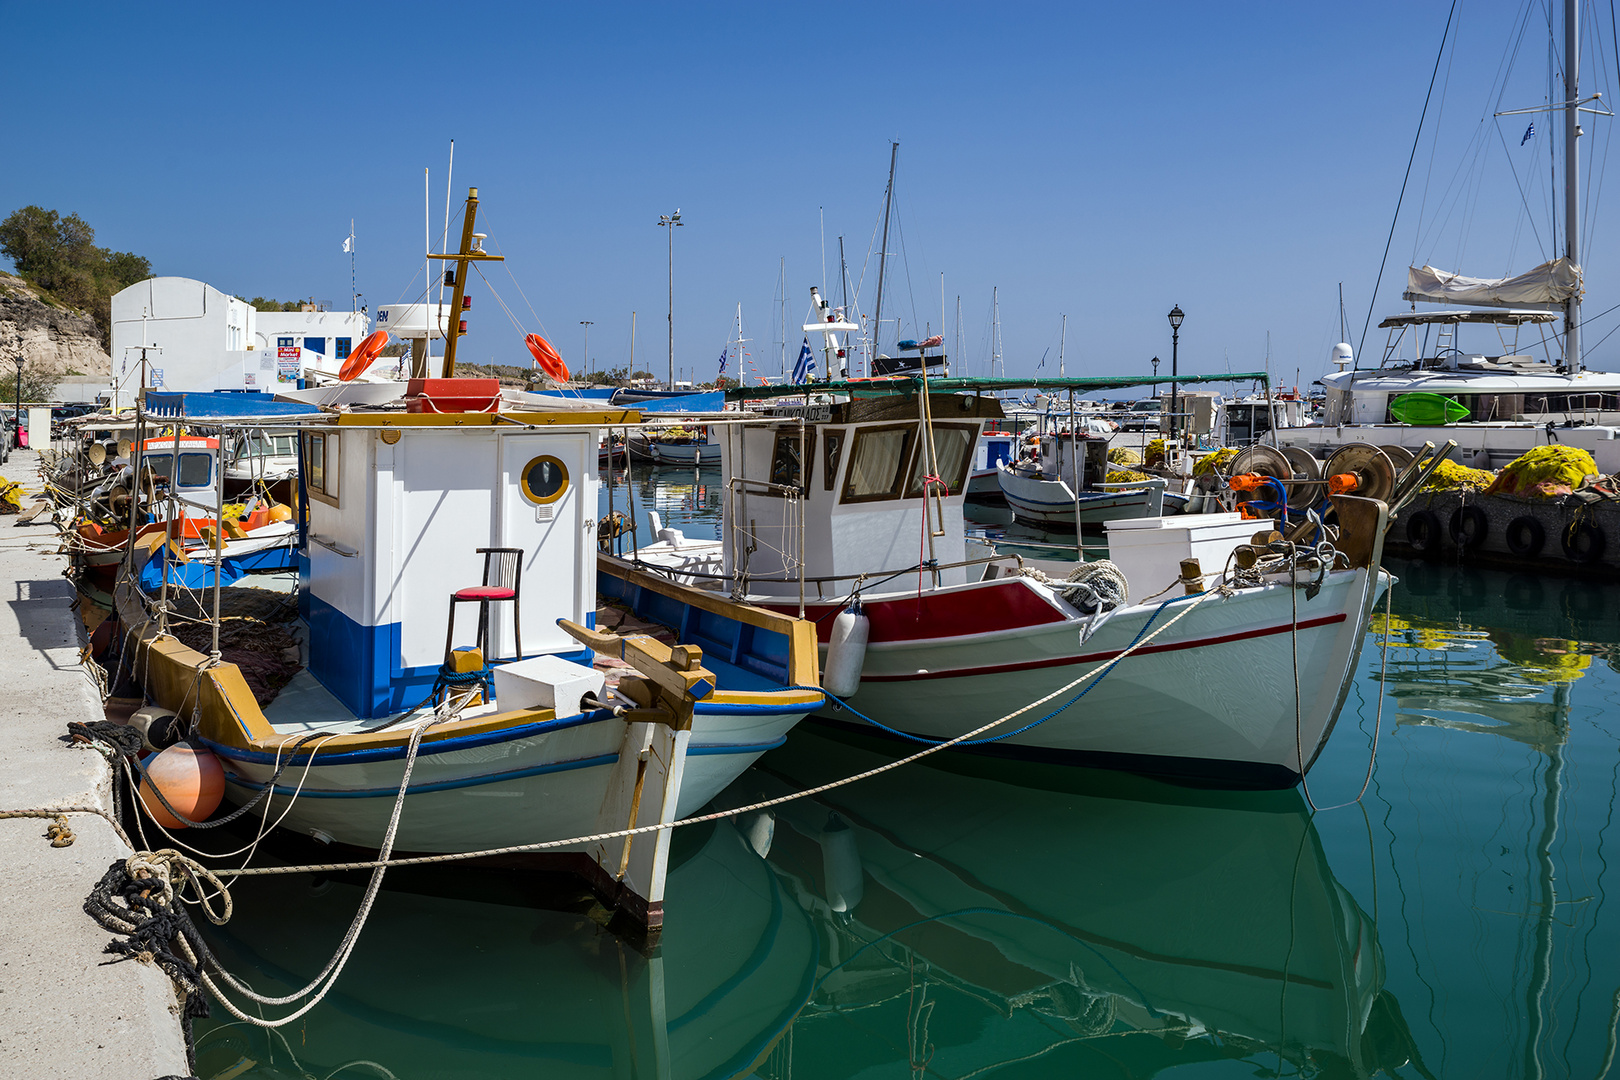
{"left": 1417, "top": 459, "right": 1497, "bottom": 493}
{"left": 1106, "top": 469, "right": 1152, "bottom": 484}
{"left": 1192, "top": 447, "right": 1238, "bottom": 475}
{"left": 1107, "top": 446, "right": 1143, "bottom": 466}
{"left": 1143, "top": 438, "right": 1166, "bottom": 468}
{"left": 1483, "top": 445, "right": 1598, "bottom": 498}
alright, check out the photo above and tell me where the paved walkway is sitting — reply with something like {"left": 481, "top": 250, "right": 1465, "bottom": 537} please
{"left": 0, "top": 449, "right": 188, "bottom": 1078}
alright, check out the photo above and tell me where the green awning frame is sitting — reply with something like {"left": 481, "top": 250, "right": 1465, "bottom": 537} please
{"left": 722, "top": 372, "right": 1271, "bottom": 402}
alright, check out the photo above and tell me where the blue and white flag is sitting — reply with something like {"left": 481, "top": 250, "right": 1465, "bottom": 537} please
{"left": 792, "top": 337, "right": 815, "bottom": 384}
{"left": 717, "top": 348, "right": 728, "bottom": 374}
{"left": 1522, "top": 121, "right": 1535, "bottom": 145}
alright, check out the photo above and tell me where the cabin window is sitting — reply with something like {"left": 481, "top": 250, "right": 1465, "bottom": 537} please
{"left": 904, "top": 423, "right": 976, "bottom": 497}
{"left": 303, "top": 431, "right": 339, "bottom": 506}
{"left": 140, "top": 452, "right": 212, "bottom": 488}
{"left": 822, "top": 427, "right": 846, "bottom": 491}
{"left": 334, "top": 337, "right": 352, "bottom": 360}
{"left": 277, "top": 337, "right": 295, "bottom": 349}
{"left": 841, "top": 424, "right": 916, "bottom": 503}
{"left": 763, "top": 428, "right": 815, "bottom": 496}
{"left": 520, "top": 455, "right": 570, "bottom": 505}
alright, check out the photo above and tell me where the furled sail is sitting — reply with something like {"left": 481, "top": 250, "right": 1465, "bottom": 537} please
{"left": 1405, "top": 258, "right": 1581, "bottom": 308}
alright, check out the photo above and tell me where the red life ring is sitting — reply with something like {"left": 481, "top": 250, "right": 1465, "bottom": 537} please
{"left": 340, "top": 330, "right": 390, "bottom": 382}
{"left": 526, "top": 333, "right": 570, "bottom": 382}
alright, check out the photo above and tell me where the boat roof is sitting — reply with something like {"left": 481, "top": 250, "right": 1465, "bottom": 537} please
{"left": 1377, "top": 309, "right": 1559, "bottom": 328}
{"left": 722, "top": 371, "right": 1269, "bottom": 403}
{"left": 1320, "top": 366, "right": 1620, "bottom": 391}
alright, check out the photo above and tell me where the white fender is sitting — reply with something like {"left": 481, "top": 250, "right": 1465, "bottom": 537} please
{"left": 822, "top": 603, "right": 869, "bottom": 699}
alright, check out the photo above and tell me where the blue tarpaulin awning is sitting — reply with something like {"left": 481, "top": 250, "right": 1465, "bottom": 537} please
{"left": 144, "top": 392, "right": 324, "bottom": 421}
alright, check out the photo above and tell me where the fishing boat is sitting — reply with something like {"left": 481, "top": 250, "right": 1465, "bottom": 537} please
{"left": 997, "top": 432, "right": 1174, "bottom": 529}
{"left": 622, "top": 372, "right": 1394, "bottom": 788}
{"left": 108, "top": 189, "right": 823, "bottom": 931}
{"left": 1278, "top": 0, "right": 1620, "bottom": 473}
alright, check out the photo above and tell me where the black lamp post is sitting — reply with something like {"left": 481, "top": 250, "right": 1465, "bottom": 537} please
{"left": 1150, "top": 355, "right": 1160, "bottom": 402}
{"left": 11, "top": 354, "right": 23, "bottom": 450}
{"left": 1167, "top": 306, "right": 1184, "bottom": 439}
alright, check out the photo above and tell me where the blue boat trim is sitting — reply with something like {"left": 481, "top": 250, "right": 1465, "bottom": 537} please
{"left": 688, "top": 736, "right": 787, "bottom": 756}
{"left": 694, "top": 698, "right": 822, "bottom": 716}
{"left": 223, "top": 751, "right": 622, "bottom": 799}
{"left": 201, "top": 708, "right": 617, "bottom": 767}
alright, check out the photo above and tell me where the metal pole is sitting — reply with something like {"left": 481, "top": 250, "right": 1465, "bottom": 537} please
{"left": 1069, "top": 389, "right": 1080, "bottom": 533}
{"left": 1564, "top": 0, "right": 1582, "bottom": 373}
{"left": 797, "top": 417, "right": 806, "bottom": 617}
{"left": 872, "top": 142, "right": 898, "bottom": 374}
{"left": 1171, "top": 322, "right": 1180, "bottom": 442}
{"left": 210, "top": 426, "right": 224, "bottom": 665}
{"left": 659, "top": 210, "right": 682, "bottom": 389}
{"left": 580, "top": 320, "right": 593, "bottom": 379}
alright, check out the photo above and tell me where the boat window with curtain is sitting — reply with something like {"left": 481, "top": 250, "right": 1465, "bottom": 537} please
{"left": 841, "top": 425, "right": 915, "bottom": 503}
{"left": 905, "top": 423, "right": 976, "bottom": 497}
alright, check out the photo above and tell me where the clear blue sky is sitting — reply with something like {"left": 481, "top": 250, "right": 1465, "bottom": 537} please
{"left": 4, "top": 1, "right": 1616, "bottom": 386}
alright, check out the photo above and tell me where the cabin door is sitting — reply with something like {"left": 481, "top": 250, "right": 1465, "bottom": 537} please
{"left": 495, "top": 432, "right": 594, "bottom": 660}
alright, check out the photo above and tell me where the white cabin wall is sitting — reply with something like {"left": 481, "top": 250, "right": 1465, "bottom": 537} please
{"left": 305, "top": 429, "right": 370, "bottom": 629}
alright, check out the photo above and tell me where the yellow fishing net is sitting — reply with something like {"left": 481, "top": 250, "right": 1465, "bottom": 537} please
{"left": 1417, "top": 458, "right": 1497, "bottom": 493}
{"left": 1143, "top": 439, "right": 1166, "bottom": 468}
{"left": 0, "top": 477, "right": 20, "bottom": 514}
{"left": 1192, "top": 447, "right": 1238, "bottom": 475}
{"left": 1483, "top": 445, "right": 1598, "bottom": 498}
{"left": 1107, "top": 447, "right": 1143, "bottom": 466}
{"left": 1106, "top": 469, "right": 1152, "bottom": 484}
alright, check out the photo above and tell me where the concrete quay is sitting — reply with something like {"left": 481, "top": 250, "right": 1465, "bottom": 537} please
{"left": 0, "top": 449, "right": 189, "bottom": 1079}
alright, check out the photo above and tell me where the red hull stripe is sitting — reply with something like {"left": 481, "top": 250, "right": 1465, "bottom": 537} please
{"left": 859, "top": 612, "right": 1349, "bottom": 682}
{"left": 767, "top": 580, "right": 1068, "bottom": 643}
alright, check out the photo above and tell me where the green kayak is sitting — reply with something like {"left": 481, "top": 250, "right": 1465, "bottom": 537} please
{"left": 1389, "top": 392, "right": 1469, "bottom": 425}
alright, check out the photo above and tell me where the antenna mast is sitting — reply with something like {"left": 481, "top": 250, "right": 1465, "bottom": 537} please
{"left": 872, "top": 141, "right": 898, "bottom": 375}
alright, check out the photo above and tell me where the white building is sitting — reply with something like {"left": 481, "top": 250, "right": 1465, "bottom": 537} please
{"left": 109, "top": 277, "right": 369, "bottom": 408}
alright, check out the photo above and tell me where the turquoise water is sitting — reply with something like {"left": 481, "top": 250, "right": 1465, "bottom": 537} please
{"left": 190, "top": 467, "right": 1620, "bottom": 1078}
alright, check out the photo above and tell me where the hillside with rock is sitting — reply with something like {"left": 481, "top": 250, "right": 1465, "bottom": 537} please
{"left": 0, "top": 270, "right": 109, "bottom": 377}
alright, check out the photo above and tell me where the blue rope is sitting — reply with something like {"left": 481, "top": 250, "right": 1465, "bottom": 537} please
{"left": 795, "top": 590, "right": 1200, "bottom": 748}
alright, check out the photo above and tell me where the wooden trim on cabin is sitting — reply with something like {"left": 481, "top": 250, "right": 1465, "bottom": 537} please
{"left": 303, "top": 431, "right": 339, "bottom": 508}
{"left": 598, "top": 554, "right": 822, "bottom": 688}
{"left": 333, "top": 410, "right": 642, "bottom": 428}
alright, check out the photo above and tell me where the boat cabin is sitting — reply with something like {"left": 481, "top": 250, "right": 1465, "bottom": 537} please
{"left": 298, "top": 412, "right": 605, "bottom": 718}
{"left": 717, "top": 393, "right": 1002, "bottom": 599}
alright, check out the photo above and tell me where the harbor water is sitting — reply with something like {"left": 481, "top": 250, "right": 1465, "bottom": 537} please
{"left": 191, "top": 466, "right": 1620, "bottom": 1078}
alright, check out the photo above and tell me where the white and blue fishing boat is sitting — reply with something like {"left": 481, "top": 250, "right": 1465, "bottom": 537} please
{"left": 112, "top": 190, "right": 823, "bottom": 931}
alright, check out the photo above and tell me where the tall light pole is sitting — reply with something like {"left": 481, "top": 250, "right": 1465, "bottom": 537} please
{"left": 12, "top": 354, "right": 23, "bottom": 448}
{"left": 1167, "top": 306, "right": 1185, "bottom": 440}
{"left": 579, "top": 320, "right": 593, "bottom": 380}
{"left": 1151, "top": 355, "right": 1160, "bottom": 403}
{"left": 658, "top": 209, "right": 683, "bottom": 389}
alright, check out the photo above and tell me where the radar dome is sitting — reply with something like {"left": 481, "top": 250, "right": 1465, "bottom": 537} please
{"left": 1330, "top": 342, "right": 1353, "bottom": 368}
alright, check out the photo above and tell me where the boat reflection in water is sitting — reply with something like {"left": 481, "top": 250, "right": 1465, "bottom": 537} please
{"left": 192, "top": 819, "right": 818, "bottom": 1079}
{"left": 738, "top": 732, "right": 1428, "bottom": 1079}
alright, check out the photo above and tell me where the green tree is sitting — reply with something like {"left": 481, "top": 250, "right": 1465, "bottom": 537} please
{"left": 0, "top": 205, "right": 154, "bottom": 348}
{"left": 0, "top": 361, "right": 63, "bottom": 404}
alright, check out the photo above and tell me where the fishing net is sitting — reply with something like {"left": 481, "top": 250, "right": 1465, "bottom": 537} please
{"left": 1417, "top": 458, "right": 1497, "bottom": 493}
{"left": 1483, "top": 446, "right": 1598, "bottom": 498}
{"left": 1143, "top": 439, "right": 1166, "bottom": 468}
{"left": 1107, "top": 447, "right": 1142, "bottom": 466}
{"left": 0, "top": 476, "right": 21, "bottom": 513}
{"left": 1106, "top": 469, "right": 1151, "bottom": 484}
{"left": 1192, "top": 447, "right": 1238, "bottom": 475}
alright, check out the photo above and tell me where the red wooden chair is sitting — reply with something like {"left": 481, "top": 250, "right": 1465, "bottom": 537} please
{"left": 443, "top": 547, "right": 524, "bottom": 666}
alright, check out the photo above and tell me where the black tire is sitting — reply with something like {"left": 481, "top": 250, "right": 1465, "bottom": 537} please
{"left": 1448, "top": 505, "right": 1489, "bottom": 550}
{"left": 1562, "top": 520, "right": 1607, "bottom": 563}
{"left": 1405, "top": 509, "right": 1443, "bottom": 557}
{"left": 1506, "top": 516, "right": 1545, "bottom": 558}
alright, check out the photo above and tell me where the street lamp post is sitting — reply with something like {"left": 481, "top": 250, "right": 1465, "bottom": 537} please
{"left": 579, "top": 320, "right": 593, "bottom": 380}
{"left": 1150, "top": 355, "right": 1160, "bottom": 405}
{"left": 12, "top": 354, "right": 23, "bottom": 449}
{"left": 658, "top": 209, "right": 683, "bottom": 389}
{"left": 1167, "top": 306, "right": 1184, "bottom": 440}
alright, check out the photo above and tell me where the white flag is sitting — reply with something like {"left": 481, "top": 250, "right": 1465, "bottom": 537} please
{"left": 342, "top": 236, "right": 353, "bottom": 253}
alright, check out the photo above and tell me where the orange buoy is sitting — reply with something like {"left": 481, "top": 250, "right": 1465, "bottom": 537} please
{"left": 267, "top": 503, "right": 292, "bottom": 522}
{"left": 138, "top": 742, "right": 226, "bottom": 830}
{"left": 340, "top": 330, "right": 391, "bottom": 382}
{"left": 525, "top": 333, "right": 570, "bottom": 382}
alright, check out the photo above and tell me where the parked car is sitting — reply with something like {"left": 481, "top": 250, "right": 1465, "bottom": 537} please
{"left": 1118, "top": 399, "right": 1163, "bottom": 432}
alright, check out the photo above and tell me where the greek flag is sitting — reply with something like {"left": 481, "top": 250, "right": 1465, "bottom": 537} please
{"left": 1522, "top": 121, "right": 1535, "bottom": 145}
{"left": 717, "top": 348, "right": 727, "bottom": 374}
{"left": 792, "top": 337, "right": 815, "bottom": 384}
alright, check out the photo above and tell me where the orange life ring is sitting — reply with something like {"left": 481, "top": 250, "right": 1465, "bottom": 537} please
{"left": 526, "top": 333, "right": 569, "bottom": 382}
{"left": 340, "top": 330, "right": 390, "bottom": 382}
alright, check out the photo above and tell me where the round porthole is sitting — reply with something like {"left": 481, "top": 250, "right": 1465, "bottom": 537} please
{"left": 521, "top": 456, "right": 569, "bottom": 505}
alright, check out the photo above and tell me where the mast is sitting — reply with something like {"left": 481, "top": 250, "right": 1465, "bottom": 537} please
{"left": 776, "top": 257, "right": 786, "bottom": 379}
{"left": 872, "top": 141, "right": 898, "bottom": 373}
{"left": 1058, "top": 313, "right": 1067, "bottom": 377}
{"left": 991, "top": 287, "right": 1001, "bottom": 377}
{"left": 428, "top": 187, "right": 504, "bottom": 378}
{"left": 1564, "top": 0, "right": 1582, "bottom": 374}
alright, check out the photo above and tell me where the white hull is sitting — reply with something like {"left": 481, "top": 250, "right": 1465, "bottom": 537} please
{"left": 210, "top": 702, "right": 810, "bottom": 854}
{"left": 997, "top": 465, "right": 1158, "bottom": 528}
{"left": 648, "top": 441, "right": 721, "bottom": 465}
{"left": 772, "top": 570, "right": 1384, "bottom": 787}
